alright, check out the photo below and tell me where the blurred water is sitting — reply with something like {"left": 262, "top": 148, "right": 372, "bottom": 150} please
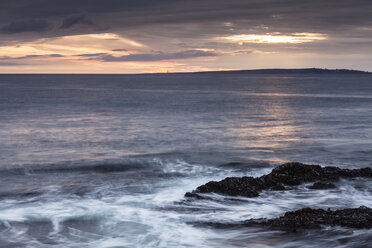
{"left": 0, "top": 73, "right": 371, "bottom": 247}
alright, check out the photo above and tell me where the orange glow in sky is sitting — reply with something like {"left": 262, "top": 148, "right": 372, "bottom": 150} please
{"left": 217, "top": 33, "right": 327, "bottom": 44}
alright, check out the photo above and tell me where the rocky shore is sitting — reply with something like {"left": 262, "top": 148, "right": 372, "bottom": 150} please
{"left": 185, "top": 162, "right": 372, "bottom": 198}
{"left": 185, "top": 162, "right": 372, "bottom": 230}
{"left": 255, "top": 206, "right": 372, "bottom": 230}
{"left": 196, "top": 206, "right": 372, "bottom": 230}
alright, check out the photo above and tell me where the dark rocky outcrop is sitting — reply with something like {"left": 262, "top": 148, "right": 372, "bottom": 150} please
{"left": 194, "top": 206, "right": 372, "bottom": 230}
{"left": 247, "top": 206, "right": 372, "bottom": 230}
{"left": 185, "top": 162, "right": 372, "bottom": 198}
{"left": 308, "top": 182, "right": 336, "bottom": 190}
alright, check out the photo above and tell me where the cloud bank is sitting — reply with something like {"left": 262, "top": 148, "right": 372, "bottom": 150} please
{"left": 0, "top": 0, "right": 371, "bottom": 72}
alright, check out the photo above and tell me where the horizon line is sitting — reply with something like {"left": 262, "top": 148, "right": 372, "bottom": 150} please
{"left": 0, "top": 68, "right": 371, "bottom": 75}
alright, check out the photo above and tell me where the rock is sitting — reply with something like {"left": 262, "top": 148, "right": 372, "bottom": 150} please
{"left": 193, "top": 176, "right": 261, "bottom": 197}
{"left": 185, "top": 162, "right": 372, "bottom": 198}
{"left": 184, "top": 192, "right": 211, "bottom": 200}
{"left": 270, "top": 184, "right": 286, "bottom": 191}
{"left": 308, "top": 182, "right": 336, "bottom": 190}
{"left": 248, "top": 206, "right": 372, "bottom": 230}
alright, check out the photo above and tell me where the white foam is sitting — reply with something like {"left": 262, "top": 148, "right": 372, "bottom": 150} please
{"left": 0, "top": 162, "right": 371, "bottom": 247}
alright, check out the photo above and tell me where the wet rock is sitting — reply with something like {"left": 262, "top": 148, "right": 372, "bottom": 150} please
{"left": 248, "top": 206, "right": 372, "bottom": 230}
{"left": 270, "top": 184, "right": 286, "bottom": 191}
{"left": 184, "top": 192, "right": 213, "bottom": 200}
{"left": 192, "top": 176, "right": 261, "bottom": 197}
{"left": 185, "top": 162, "right": 372, "bottom": 198}
{"left": 308, "top": 182, "right": 335, "bottom": 190}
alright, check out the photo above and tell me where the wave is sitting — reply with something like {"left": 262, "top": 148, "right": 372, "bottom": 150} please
{"left": 0, "top": 159, "right": 370, "bottom": 247}
{"left": 0, "top": 155, "right": 273, "bottom": 176}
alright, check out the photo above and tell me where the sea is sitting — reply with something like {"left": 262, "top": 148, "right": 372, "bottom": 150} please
{"left": 0, "top": 72, "right": 371, "bottom": 247}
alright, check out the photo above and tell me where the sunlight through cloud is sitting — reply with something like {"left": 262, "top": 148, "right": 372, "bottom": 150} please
{"left": 0, "top": 33, "right": 146, "bottom": 58}
{"left": 217, "top": 33, "right": 327, "bottom": 44}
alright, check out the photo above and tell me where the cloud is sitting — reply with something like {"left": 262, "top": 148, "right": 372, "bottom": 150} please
{"left": 0, "top": 19, "right": 50, "bottom": 33}
{"left": 0, "top": 1, "right": 371, "bottom": 71}
{"left": 95, "top": 50, "right": 217, "bottom": 62}
{"left": 0, "top": 61, "right": 22, "bottom": 66}
{"left": 49, "top": 54, "right": 64, "bottom": 57}
{"left": 60, "top": 15, "right": 95, "bottom": 29}
{"left": 218, "top": 33, "right": 327, "bottom": 44}
{"left": 76, "top": 53, "right": 107, "bottom": 57}
{"left": 0, "top": 1, "right": 371, "bottom": 38}
{"left": 0, "top": 54, "right": 64, "bottom": 60}
{"left": 0, "top": 1, "right": 371, "bottom": 50}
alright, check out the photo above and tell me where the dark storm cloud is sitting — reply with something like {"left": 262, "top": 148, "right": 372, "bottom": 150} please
{"left": 85, "top": 50, "right": 218, "bottom": 62}
{"left": 0, "top": 0, "right": 371, "bottom": 64}
{"left": 0, "top": 0, "right": 371, "bottom": 37}
{"left": 0, "top": 19, "right": 50, "bottom": 34}
{"left": 59, "top": 15, "right": 95, "bottom": 29}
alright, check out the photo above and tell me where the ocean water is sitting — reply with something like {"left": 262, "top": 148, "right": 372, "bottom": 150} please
{"left": 0, "top": 73, "right": 371, "bottom": 247}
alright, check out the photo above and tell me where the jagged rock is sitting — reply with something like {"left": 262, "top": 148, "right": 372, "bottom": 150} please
{"left": 308, "top": 182, "right": 336, "bottom": 190}
{"left": 248, "top": 206, "right": 372, "bottom": 230}
{"left": 185, "top": 162, "right": 372, "bottom": 198}
{"left": 270, "top": 184, "right": 286, "bottom": 191}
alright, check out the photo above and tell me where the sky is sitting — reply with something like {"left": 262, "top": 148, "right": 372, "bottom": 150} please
{"left": 0, "top": 0, "right": 371, "bottom": 73}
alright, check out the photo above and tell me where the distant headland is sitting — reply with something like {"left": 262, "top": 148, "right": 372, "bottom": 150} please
{"left": 0, "top": 68, "right": 370, "bottom": 75}
{"left": 192, "top": 68, "right": 371, "bottom": 75}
